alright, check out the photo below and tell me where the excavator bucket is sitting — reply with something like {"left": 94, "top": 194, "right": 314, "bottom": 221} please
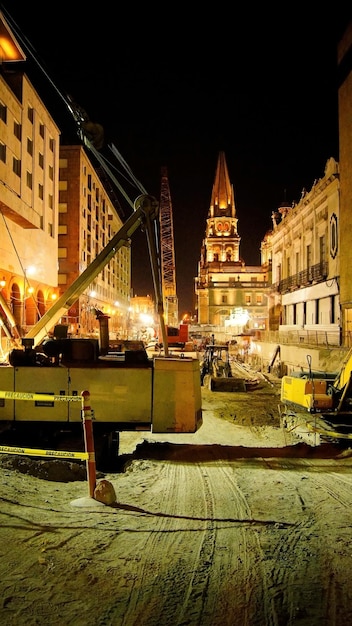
{"left": 209, "top": 376, "right": 246, "bottom": 392}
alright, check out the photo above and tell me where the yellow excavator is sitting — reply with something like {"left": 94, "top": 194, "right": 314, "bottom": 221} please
{"left": 279, "top": 350, "right": 352, "bottom": 445}
{"left": 0, "top": 194, "right": 202, "bottom": 469}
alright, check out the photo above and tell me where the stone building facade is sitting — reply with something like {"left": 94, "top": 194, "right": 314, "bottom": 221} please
{"left": 264, "top": 157, "right": 340, "bottom": 347}
{"left": 195, "top": 151, "right": 270, "bottom": 335}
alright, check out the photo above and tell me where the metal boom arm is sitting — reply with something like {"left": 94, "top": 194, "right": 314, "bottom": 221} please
{"left": 26, "top": 195, "right": 161, "bottom": 348}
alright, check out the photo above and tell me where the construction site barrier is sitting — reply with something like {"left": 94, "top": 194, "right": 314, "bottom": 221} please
{"left": 0, "top": 391, "right": 82, "bottom": 402}
{"left": 0, "top": 388, "right": 96, "bottom": 497}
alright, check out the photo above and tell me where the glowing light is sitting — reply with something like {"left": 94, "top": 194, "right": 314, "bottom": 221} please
{"left": 26, "top": 265, "right": 36, "bottom": 277}
{"left": 225, "top": 307, "right": 250, "bottom": 328}
{"left": 140, "top": 313, "right": 153, "bottom": 325}
{"left": 0, "top": 37, "right": 22, "bottom": 61}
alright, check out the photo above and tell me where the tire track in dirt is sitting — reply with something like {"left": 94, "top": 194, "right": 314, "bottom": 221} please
{"left": 98, "top": 462, "right": 218, "bottom": 626}
{"left": 237, "top": 456, "right": 352, "bottom": 626}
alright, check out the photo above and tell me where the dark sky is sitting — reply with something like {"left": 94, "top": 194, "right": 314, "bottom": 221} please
{"left": 2, "top": 5, "right": 351, "bottom": 315}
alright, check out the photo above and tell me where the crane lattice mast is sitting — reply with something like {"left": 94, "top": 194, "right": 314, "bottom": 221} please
{"left": 159, "top": 166, "right": 178, "bottom": 327}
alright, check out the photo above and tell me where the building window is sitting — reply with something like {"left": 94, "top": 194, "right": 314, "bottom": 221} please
{"left": 245, "top": 294, "right": 251, "bottom": 305}
{"left": 49, "top": 165, "right": 53, "bottom": 180}
{"left": 221, "top": 295, "right": 227, "bottom": 304}
{"left": 13, "top": 157, "right": 21, "bottom": 177}
{"left": 0, "top": 142, "right": 6, "bottom": 163}
{"left": 38, "top": 153, "right": 44, "bottom": 169}
{"left": 330, "top": 295, "right": 335, "bottom": 324}
{"left": 27, "top": 138, "right": 33, "bottom": 155}
{"left": 26, "top": 171, "right": 33, "bottom": 189}
{"left": 306, "top": 244, "right": 312, "bottom": 269}
{"left": 38, "top": 183, "right": 44, "bottom": 199}
{"left": 28, "top": 106, "right": 34, "bottom": 123}
{"left": 48, "top": 194, "right": 53, "bottom": 209}
{"left": 319, "top": 235, "right": 326, "bottom": 263}
{"left": 0, "top": 102, "right": 7, "bottom": 123}
{"left": 256, "top": 294, "right": 262, "bottom": 305}
{"left": 39, "top": 123, "right": 45, "bottom": 138}
{"left": 49, "top": 137, "right": 54, "bottom": 151}
{"left": 14, "top": 121, "right": 21, "bottom": 140}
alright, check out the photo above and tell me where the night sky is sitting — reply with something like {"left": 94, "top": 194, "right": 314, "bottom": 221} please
{"left": 2, "top": 5, "right": 351, "bottom": 315}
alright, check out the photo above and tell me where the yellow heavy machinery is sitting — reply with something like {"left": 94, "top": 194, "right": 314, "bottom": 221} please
{"left": 279, "top": 352, "right": 352, "bottom": 445}
{"left": 0, "top": 195, "right": 202, "bottom": 468}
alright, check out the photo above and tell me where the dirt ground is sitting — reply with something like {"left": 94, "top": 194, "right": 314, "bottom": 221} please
{"left": 1, "top": 376, "right": 352, "bottom": 625}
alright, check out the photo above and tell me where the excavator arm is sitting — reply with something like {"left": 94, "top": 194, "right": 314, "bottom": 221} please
{"left": 24, "top": 194, "right": 168, "bottom": 352}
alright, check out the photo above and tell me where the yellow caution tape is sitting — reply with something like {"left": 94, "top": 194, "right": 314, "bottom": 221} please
{"left": 0, "top": 391, "right": 82, "bottom": 402}
{"left": 0, "top": 444, "right": 88, "bottom": 460}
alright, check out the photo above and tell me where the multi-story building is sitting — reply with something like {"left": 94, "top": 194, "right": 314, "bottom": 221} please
{"left": 263, "top": 157, "right": 340, "bottom": 347}
{"left": 195, "top": 151, "right": 270, "bottom": 337}
{"left": 251, "top": 22, "right": 352, "bottom": 374}
{"left": 338, "top": 22, "right": 352, "bottom": 344}
{"left": 58, "top": 146, "right": 131, "bottom": 338}
{"left": 0, "top": 18, "right": 60, "bottom": 355}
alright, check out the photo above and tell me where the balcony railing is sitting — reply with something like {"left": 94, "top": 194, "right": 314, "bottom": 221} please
{"left": 275, "top": 261, "right": 328, "bottom": 293}
{"left": 196, "top": 280, "right": 271, "bottom": 290}
{"left": 255, "top": 327, "right": 342, "bottom": 348}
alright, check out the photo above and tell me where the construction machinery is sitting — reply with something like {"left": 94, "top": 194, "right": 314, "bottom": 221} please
{"left": 279, "top": 352, "right": 352, "bottom": 445}
{"left": 159, "top": 167, "right": 178, "bottom": 328}
{"left": 0, "top": 194, "right": 202, "bottom": 468}
{"left": 200, "top": 344, "right": 245, "bottom": 391}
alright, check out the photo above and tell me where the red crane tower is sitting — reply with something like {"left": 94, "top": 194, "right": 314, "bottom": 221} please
{"left": 159, "top": 166, "right": 178, "bottom": 328}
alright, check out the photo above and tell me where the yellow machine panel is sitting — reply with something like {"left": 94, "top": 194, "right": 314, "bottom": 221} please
{"left": 0, "top": 366, "right": 15, "bottom": 418}
{"left": 13, "top": 367, "right": 69, "bottom": 421}
{"left": 67, "top": 366, "right": 153, "bottom": 424}
{"left": 281, "top": 376, "right": 333, "bottom": 410}
{"left": 152, "top": 357, "right": 202, "bottom": 433}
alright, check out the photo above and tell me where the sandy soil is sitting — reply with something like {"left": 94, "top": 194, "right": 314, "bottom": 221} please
{"left": 1, "top": 377, "right": 352, "bottom": 626}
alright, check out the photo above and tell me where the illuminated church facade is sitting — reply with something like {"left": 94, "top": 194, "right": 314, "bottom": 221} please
{"left": 195, "top": 151, "right": 270, "bottom": 334}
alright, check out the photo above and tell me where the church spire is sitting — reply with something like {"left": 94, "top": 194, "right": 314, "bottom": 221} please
{"left": 209, "top": 151, "right": 236, "bottom": 218}
{"left": 202, "top": 151, "right": 241, "bottom": 264}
